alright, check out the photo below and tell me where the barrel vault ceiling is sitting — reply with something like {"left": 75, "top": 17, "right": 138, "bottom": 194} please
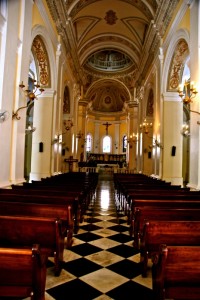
{"left": 46, "top": 0, "right": 180, "bottom": 117}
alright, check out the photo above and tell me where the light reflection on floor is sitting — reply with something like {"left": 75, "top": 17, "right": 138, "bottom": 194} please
{"left": 100, "top": 189, "right": 109, "bottom": 210}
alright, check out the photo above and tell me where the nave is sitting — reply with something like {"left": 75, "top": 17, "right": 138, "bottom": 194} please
{"left": 42, "top": 174, "right": 153, "bottom": 300}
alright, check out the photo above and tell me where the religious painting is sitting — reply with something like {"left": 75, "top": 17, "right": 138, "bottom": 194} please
{"left": 63, "top": 86, "right": 70, "bottom": 113}
{"left": 146, "top": 88, "right": 154, "bottom": 116}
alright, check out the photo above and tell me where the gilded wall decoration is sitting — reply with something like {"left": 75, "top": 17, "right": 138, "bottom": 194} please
{"left": 168, "top": 39, "right": 189, "bottom": 91}
{"left": 32, "top": 36, "right": 50, "bottom": 87}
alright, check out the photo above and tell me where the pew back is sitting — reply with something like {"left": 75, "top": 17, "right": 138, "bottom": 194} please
{"left": 0, "top": 244, "right": 47, "bottom": 300}
{"left": 152, "top": 244, "right": 200, "bottom": 300}
{"left": 140, "top": 220, "right": 200, "bottom": 277}
{"left": 0, "top": 215, "right": 65, "bottom": 276}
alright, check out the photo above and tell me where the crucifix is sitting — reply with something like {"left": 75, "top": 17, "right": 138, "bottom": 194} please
{"left": 103, "top": 122, "right": 112, "bottom": 135}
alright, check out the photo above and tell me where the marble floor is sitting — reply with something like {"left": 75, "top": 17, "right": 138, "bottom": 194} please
{"left": 42, "top": 173, "right": 153, "bottom": 299}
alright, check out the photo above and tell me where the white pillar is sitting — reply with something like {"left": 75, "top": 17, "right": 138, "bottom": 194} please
{"left": 30, "top": 90, "right": 55, "bottom": 181}
{"left": 188, "top": 0, "right": 200, "bottom": 189}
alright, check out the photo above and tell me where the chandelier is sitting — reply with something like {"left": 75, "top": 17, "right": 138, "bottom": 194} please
{"left": 140, "top": 119, "right": 153, "bottom": 134}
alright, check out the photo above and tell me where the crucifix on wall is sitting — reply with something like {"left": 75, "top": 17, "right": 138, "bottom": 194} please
{"left": 103, "top": 122, "right": 112, "bottom": 135}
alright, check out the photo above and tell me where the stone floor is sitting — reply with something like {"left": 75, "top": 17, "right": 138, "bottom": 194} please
{"left": 23, "top": 173, "right": 154, "bottom": 300}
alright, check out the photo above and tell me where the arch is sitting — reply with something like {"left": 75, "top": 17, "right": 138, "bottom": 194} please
{"left": 85, "top": 78, "right": 132, "bottom": 102}
{"left": 31, "top": 25, "right": 56, "bottom": 91}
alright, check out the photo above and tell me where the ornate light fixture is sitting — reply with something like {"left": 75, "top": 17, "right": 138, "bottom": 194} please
{"left": 12, "top": 80, "right": 45, "bottom": 120}
{"left": 178, "top": 80, "right": 200, "bottom": 125}
{"left": 140, "top": 119, "right": 153, "bottom": 134}
{"left": 64, "top": 119, "right": 73, "bottom": 131}
{"left": 148, "top": 138, "right": 163, "bottom": 149}
{"left": 25, "top": 124, "right": 36, "bottom": 134}
{"left": 178, "top": 80, "right": 197, "bottom": 104}
{"left": 127, "top": 133, "right": 138, "bottom": 148}
{"left": 181, "top": 123, "right": 190, "bottom": 137}
{"left": 0, "top": 110, "right": 9, "bottom": 123}
{"left": 76, "top": 131, "right": 83, "bottom": 139}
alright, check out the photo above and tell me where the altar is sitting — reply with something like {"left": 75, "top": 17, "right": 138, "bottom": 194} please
{"left": 97, "top": 163, "right": 119, "bottom": 173}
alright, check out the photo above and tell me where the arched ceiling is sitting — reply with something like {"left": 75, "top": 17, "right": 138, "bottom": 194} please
{"left": 46, "top": 0, "right": 180, "bottom": 116}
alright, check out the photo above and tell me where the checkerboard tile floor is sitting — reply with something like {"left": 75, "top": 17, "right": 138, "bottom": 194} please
{"left": 42, "top": 177, "right": 154, "bottom": 300}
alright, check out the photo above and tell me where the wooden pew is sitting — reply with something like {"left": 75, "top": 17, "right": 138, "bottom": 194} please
{"left": 0, "top": 215, "right": 66, "bottom": 276}
{"left": 0, "top": 244, "right": 47, "bottom": 300}
{"left": 11, "top": 186, "right": 90, "bottom": 220}
{"left": 0, "top": 192, "right": 81, "bottom": 234}
{"left": 131, "top": 207, "right": 200, "bottom": 247}
{"left": 0, "top": 199, "right": 74, "bottom": 248}
{"left": 119, "top": 189, "right": 197, "bottom": 218}
{"left": 140, "top": 220, "right": 200, "bottom": 277}
{"left": 128, "top": 197, "right": 200, "bottom": 224}
{"left": 152, "top": 244, "right": 200, "bottom": 300}
{"left": 19, "top": 183, "right": 94, "bottom": 211}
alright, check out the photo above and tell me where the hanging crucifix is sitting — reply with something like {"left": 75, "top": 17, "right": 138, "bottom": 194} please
{"left": 103, "top": 121, "right": 112, "bottom": 135}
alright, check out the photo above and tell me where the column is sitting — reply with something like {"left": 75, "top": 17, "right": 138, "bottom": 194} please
{"left": 188, "top": 0, "right": 200, "bottom": 189}
{"left": 30, "top": 90, "right": 55, "bottom": 181}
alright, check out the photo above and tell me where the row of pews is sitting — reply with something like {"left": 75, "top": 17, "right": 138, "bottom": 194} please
{"left": 114, "top": 173, "right": 200, "bottom": 300}
{"left": 0, "top": 171, "right": 98, "bottom": 300}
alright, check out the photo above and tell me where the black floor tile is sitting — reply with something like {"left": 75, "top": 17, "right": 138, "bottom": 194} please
{"left": 47, "top": 278, "right": 102, "bottom": 300}
{"left": 106, "top": 280, "right": 154, "bottom": 300}
{"left": 108, "top": 233, "right": 134, "bottom": 244}
{"left": 62, "top": 257, "right": 102, "bottom": 277}
{"left": 108, "top": 244, "right": 138, "bottom": 258}
{"left": 75, "top": 231, "right": 102, "bottom": 242}
{"left": 109, "top": 224, "right": 130, "bottom": 232}
{"left": 107, "top": 259, "right": 142, "bottom": 279}
{"left": 80, "top": 224, "right": 102, "bottom": 231}
{"left": 71, "top": 243, "right": 102, "bottom": 256}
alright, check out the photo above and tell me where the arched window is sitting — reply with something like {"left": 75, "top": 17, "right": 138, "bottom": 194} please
{"left": 86, "top": 134, "right": 92, "bottom": 152}
{"left": 123, "top": 135, "right": 127, "bottom": 152}
{"left": 103, "top": 136, "right": 111, "bottom": 153}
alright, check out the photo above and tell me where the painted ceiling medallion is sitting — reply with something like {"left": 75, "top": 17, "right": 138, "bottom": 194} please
{"left": 104, "top": 10, "right": 118, "bottom": 25}
{"left": 104, "top": 96, "right": 111, "bottom": 104}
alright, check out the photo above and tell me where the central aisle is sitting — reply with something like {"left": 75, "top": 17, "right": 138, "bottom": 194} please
{"left": 45, "top": 174, "right": 153, "bottom": 300}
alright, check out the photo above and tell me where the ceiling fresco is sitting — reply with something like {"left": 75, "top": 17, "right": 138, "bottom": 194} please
{"left": 46, "top": 0, "right": 180, "bottom": 116}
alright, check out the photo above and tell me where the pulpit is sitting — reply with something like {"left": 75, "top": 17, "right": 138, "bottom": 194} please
{"left": 64, "top": 156, "right": 78, "bottom": 172}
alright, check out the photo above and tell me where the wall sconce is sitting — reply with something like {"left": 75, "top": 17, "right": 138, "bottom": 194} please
{"left": 25, "top": 125, "right": 36, "bottom": 134}
{"left": 76, "top": 131, "right": 83, "bottom": 139}
{"left": 178, "top": 80, "right": 198, "bottom": 105}
{"left": 114, "top": 141, "right": 118, "bottom": 149}
{"left": 0, "top": 110, "right": 9, "bottom": 123}
{"left": 148, "top": 137, "right": 163, "bottom": 149}
{"left": 181, "top": 124, "right": 190, "bottom": 137}
{"left": 178, "top": 80, "right": 200, "bottom": 125}
{"left": 153, "top": 139, "right": 163, "bottom": 148}
{"left": 128, "top": 133, "right": 138, "bottom": 148}
{"left": 64, "top": 119, "right": 73, "bottom": 131}
{"left": 52, "top": 134, "right": 64, "bottom": 145}
{"left": 140, "top": 119, "right": 152, "bottom": 134}
{"left": 12, "top": 80, "right": 45, "bottom": 120}
{"left": 52, "top": 136, "right": 59, "bottom": 145}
